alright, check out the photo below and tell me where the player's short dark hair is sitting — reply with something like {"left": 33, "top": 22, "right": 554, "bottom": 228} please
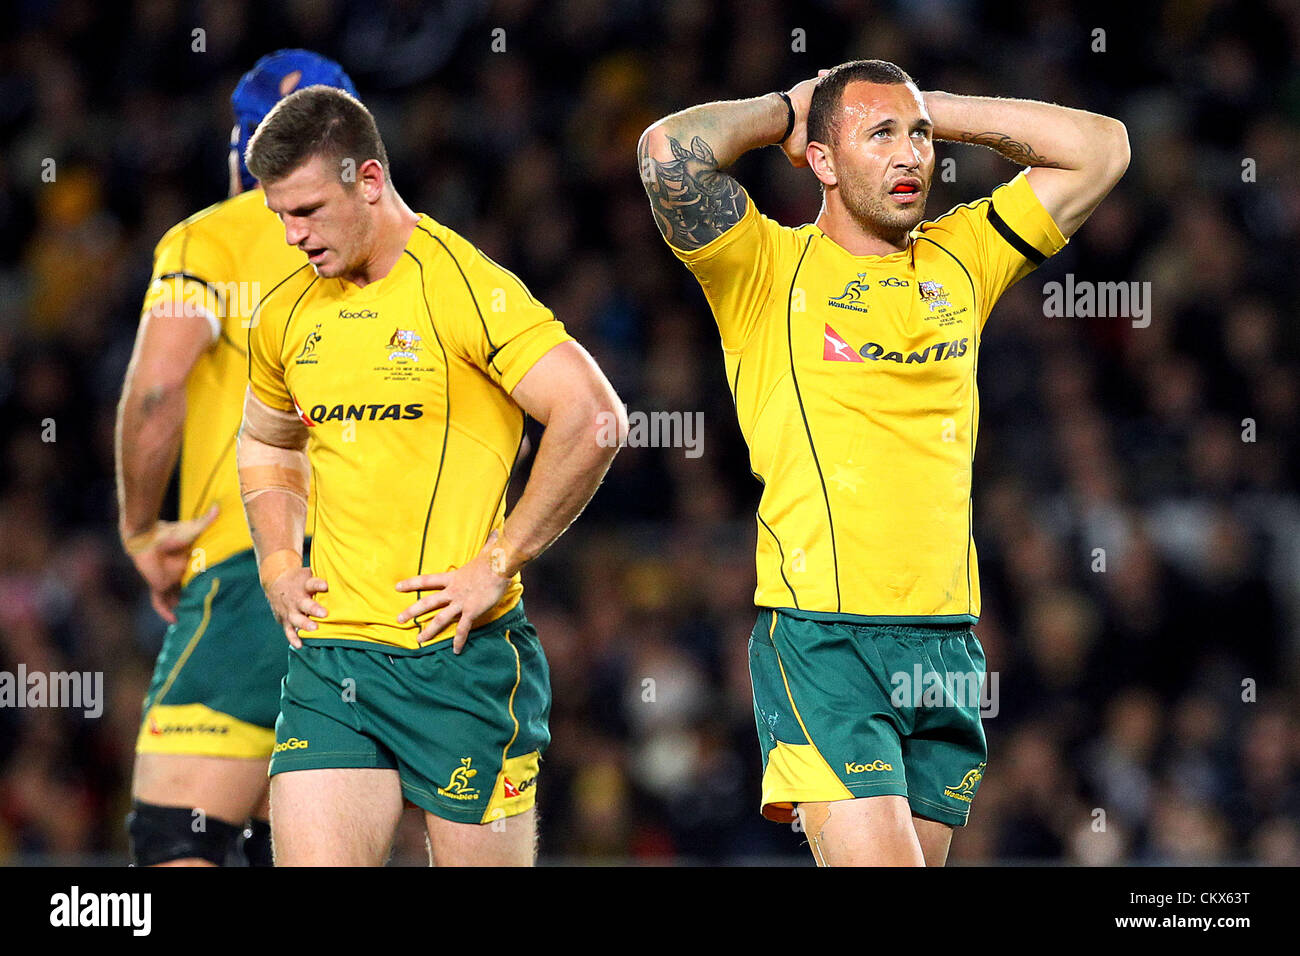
{"left": 807, "top": 59, "right": 918, "bottom": 149}
{"left": 245, "top": 85, "right": 389, "bottom": 187}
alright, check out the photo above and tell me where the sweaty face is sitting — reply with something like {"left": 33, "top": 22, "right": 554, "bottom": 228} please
{"left": 263, "top": 155, "right": 371, "bottom": 280}
{"left": 823, "top": 81, "right": 936, "bottom": 237}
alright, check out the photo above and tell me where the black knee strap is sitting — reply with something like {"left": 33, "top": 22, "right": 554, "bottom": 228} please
{"left": 126, "top": 800, "right": 243, "bottom": 867}
{"left": 242, "top": 818, "right": 274, "bottom": 867}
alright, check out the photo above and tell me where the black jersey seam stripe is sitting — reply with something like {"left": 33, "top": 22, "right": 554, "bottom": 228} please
{"left": 430, "top": 232, "right": 500, "bottom": 364}
{"left": 750, "top": 463, "right": 798, "bottom": 607}
{"left": 156, "top": 272, "right": 227, "bottom": 311}
{"left": 787, "top": 234, "right": 840, "bottom": 612}
{"left": 417, "top": 220, "right": 542, "bottom": 311}
{"left": 925, "top": 191, "right": 998, "bottom": 227}
{"left": 218, "top": 329, "right": 247, "bottom": 357}
{"left": 272, "top": 276, "right": 320, "bottom": 385}
{"left": 418, "top": 224, "right": 503, "bottom": 369}
{"left": 916, "top": 234, "right": 979, "bottom": 619}
{"left": 986, "top": 203, "right": 1047, "bottom": 266}
{"left": 406, "top": 249, "right": 453, "bottom": 635}
{"left": 757, "top": 511, "right": 799, "bottom": 610}
{"left": 487, "top": 410, "right": 528, "bottom": 547}
{"left": 916, "top": 235, "right": 979, "bottom": 317}
{"left": 281, "top": 277, "right": 319, "bottom": 345}
{"left": 244, "top": 264, "right": 314, "bottom": 380}
{"left": 307, "top": 460, "right": 320, "bottom": 548}
{"left": 730, "top": 354, "right": 743, "bottom": 405}
{"left": 476, "top": 246, "right": 546, "bottom": 309}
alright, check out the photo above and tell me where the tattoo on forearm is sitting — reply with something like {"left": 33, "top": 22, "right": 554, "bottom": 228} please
{"left": 639, "top": 134, "right": 747, "bottom": 250}
{"left": 955, "top": 131, "right": 1064, "bottom": 168}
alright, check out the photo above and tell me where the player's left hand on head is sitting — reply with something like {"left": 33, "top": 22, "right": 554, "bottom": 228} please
{"left": 395, "top": 544, "right": 513, "bottom": 653}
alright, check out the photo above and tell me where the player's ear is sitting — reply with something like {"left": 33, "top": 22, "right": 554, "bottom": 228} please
{"left": 808, "top": 141, "right": 837, "bottom": 188}
{"left": 357, "top": 158, "right": 386, "bottom": 203}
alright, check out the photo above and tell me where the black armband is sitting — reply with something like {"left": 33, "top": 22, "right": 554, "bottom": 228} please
{"left": 774, "top": 91, "right": 795, "bottom": 143}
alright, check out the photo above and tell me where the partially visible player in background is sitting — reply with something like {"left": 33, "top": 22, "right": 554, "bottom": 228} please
{"left": 114, "top": 51, "right": 357, "bottom": 867}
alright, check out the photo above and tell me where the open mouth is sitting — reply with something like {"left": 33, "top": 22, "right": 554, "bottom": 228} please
{"left": 305, "top": 247, "right": 327, "bottom": 263}
{"left": 889, "top": 180, "right": 922, "bottom": 202}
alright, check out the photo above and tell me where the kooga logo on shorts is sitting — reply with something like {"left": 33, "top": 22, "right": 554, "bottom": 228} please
{"left": 845, "top": 760, "right": 894, "bottom": 774}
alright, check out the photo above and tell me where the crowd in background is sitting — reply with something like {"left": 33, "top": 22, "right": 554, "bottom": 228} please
{"left": 1, "top": 0, "right": 1298, "bottom": 863}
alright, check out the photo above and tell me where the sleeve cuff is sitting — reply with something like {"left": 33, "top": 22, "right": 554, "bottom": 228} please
{"left": 666, "top": 191, "right": 760, "bottom": 263}
{"left": 249, "top": 380, "right": 294, "bottom": 413}
{"left": 988, "top": 171, "right": 1068, "bottom": 264}
{"left": 141, "top": 274, "right": 222, "bottom": 343}
{"left": 494, "top": 322, "right": 575, "bottom": 394}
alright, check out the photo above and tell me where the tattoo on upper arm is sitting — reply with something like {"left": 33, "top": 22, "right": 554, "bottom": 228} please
{"left": 639, "top": 134, "right": 748, "bottom": 250}
{"left": 955, "top": 131, "right": 1064, "bottom": 168}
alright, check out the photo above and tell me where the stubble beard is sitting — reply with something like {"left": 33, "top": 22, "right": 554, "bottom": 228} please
{"left": 839, "top": 173, "right": 929, "bottom": 245}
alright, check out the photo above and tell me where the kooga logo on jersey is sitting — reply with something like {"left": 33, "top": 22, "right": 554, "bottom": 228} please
{"left": 308, "top": 403, "right": 425, "bottom": 422}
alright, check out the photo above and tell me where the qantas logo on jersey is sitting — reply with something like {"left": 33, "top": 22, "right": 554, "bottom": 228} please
{"left": 822, "top": 324, "right": 968, "bottom": 365}
{"left": 860, "top": 338, "right": 968, "bottom": 363}
{"left": 823, "top": 324, "right": 864, "bottom": 362}
{"left": 306, "top": 402, "right": 425, "bottom": 422}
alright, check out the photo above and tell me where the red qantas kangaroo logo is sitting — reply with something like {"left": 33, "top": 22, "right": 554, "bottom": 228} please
{"left": 823, "top": 324, "right": 864, "bottom": 362}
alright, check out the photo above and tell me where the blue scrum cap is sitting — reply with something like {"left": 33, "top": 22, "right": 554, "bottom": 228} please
{"left": 230, "top": 49, "right": 358, "bottom": 190}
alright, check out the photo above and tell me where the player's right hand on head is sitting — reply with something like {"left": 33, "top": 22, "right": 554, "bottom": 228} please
{"left": 781, "top": 71, "right": 829, "bottom": 168}
{"left": 263, "top": 566, "right": 328, "bottom": 650}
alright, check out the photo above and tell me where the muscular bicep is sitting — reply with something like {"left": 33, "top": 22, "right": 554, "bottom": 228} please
{"left": 509, "top": 341, "right": 620, "bottom": 429}
{"left": 638, "top": 125, "right": 748, "bottom": 251}
{"left": 1023, "top": 122, "right": 1129, "bottom": 239}
{"left": 1023, "top": 167, "right": 1107, "bottom": 239}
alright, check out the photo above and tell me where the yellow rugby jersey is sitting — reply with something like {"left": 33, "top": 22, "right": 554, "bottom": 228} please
{"left": 140, "top": 189, "right": 311, "bottom": 585}
{"left": 247, "top": 215, "right": 572, "bottom": 651}
{"left": 669, "top": 170, "right": 1067, "bottom": 622}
